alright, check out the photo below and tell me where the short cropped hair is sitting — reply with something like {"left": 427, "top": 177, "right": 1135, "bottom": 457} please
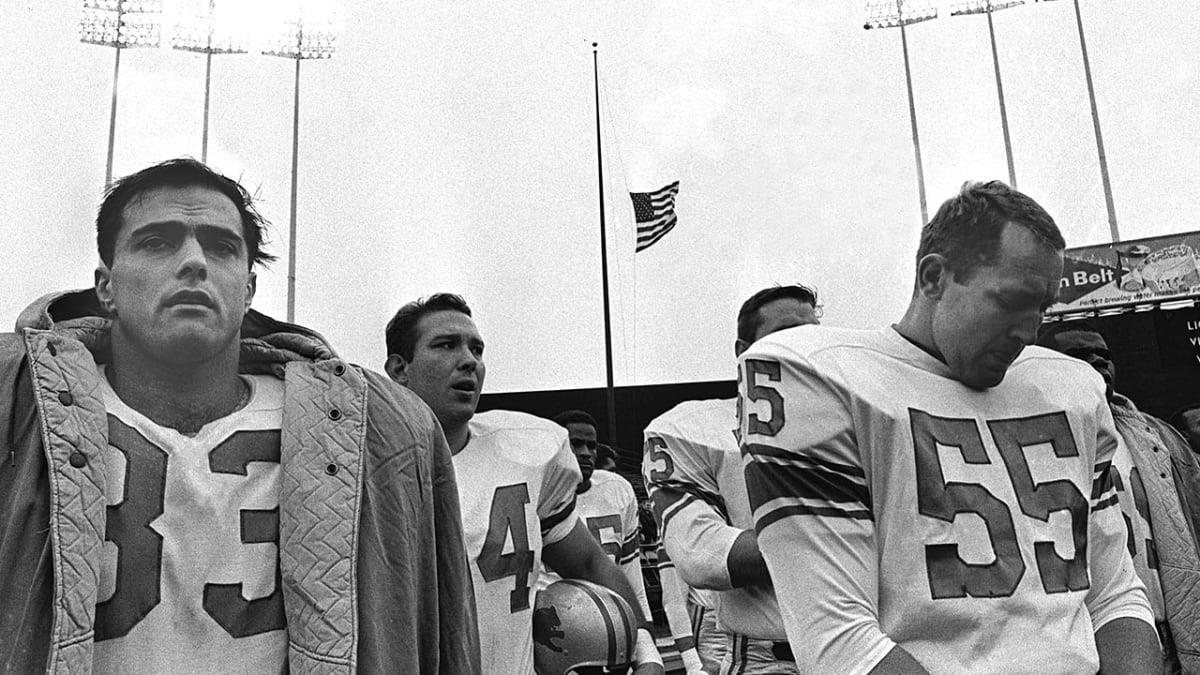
{"left": 385, "top": 293, "right": 473, "bottom": 361}
{"left": 918, "top": 181, "right": 1065, "bottom": 283}
{"left": 736, "top": 284, "right": 819, "bottom": 344}
{"left": 1036, "top": 318, "right": 1104, "bottom": 349}
{"left": 97, "top": 158, "right": 276, "bottom": 269}
{"left": 552, "top": 409, "right": 599, "bottom": 430}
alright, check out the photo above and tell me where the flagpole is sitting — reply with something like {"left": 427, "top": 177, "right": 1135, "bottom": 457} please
{"left": 592, "top": 42, "right": 619, "bottom": 447}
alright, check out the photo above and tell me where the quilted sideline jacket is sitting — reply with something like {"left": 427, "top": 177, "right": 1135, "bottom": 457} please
{"left": 0, "top": 289, "right": 481, "bottom": 674}
{"left": 1111, "top": 394, "right": 1200, "bottom": 675}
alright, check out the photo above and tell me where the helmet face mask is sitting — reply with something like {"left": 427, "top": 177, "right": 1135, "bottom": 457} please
{"left": 533, "top": 580, "right": 638, "bottom": 675}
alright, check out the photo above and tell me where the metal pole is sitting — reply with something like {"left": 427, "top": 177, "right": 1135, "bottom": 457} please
{"left": 201, "top": 50, "right": 213, "bottom": 163}
{"left": 105, "top": 45, "right": 122, "bottom": 185}
{"left": 1072, "top": 0, "right": 1119, "bottom": 242}
{"left": 592, "top": 43, "right": 619, "bottom": 447}
{"left": 898, "top": 17, "right": 928, "bottom": 224}
{"left": 286, "top": 56, "right": 300, "bottom": 323}
{"left": 986, "top": 7, "right": 1016, "bottom": 188}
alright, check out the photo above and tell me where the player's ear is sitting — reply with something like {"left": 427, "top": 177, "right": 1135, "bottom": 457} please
{"left": 244, "top": 271, "right": 257, "bottom": 312}
{"left": 915, "top": 253, "right": 949, "bottom": 300}
{"left": 95, "top": 264, "right": 115, "bottom": 315}
{"left": 734, "top": 338, "right": 751, "bottom": 357}
{"left": 384, "top": 353, "right": 409, "bottom": 385}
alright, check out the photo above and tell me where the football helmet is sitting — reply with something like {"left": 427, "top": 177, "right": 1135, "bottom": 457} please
{"left": 533, "top": 579, "right": 638, "bottom": 675}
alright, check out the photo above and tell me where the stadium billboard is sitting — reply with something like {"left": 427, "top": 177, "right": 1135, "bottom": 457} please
{"left": 1048, "top": 230, "right": 1200, "bottom": 315}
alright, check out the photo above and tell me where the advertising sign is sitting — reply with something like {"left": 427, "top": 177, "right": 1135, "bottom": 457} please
{"left": 1048, "top": 231, "right": 1200, "bottom": 315}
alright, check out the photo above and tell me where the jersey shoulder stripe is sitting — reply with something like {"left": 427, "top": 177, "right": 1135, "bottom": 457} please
{"left": 541, "top": 494, "right": 578, "bottom": 534}
{"left": 649, "top": 481, "right": 728, "bottom": 523}
{"left": 742, "top": 443, "right": 871, "bottom": 513}
{"left": 643, "top": 398, "right": 736, "bottom": 522}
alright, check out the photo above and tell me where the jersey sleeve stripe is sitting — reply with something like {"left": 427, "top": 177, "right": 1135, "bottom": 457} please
{"left": 657, "top": 491, "right": 705, "bottom": 536}
{"left": 755, "top": 503, "right": 874, "bottom": 533}
{"left": 648, "top": 480, "right": 729, "bottom": 521}
{"left": 619, "top": 536, "right": 640, "bottom": 563}
{"left": 743, "top": 448, "right": 870, "bottom": 513}
{"left": 674, "top": 636, "right": 696, "bottom": 653}
{"left": 1091, "top": 494, "right": 1120, "bottom": 513}
{"left": 540, "top": 494, "right": 578, "bottom": 535}
{"left": 743, "top": 442, "right": 866, "bottom": 479}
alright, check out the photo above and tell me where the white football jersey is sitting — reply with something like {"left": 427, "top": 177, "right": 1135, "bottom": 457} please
{"left": 453, "top": 410, "right": 582, "bottom": 674}
{"left": 740, "top": 325, "right": 1153, "bottom": 675}
{"left": 93, "top": 369, "right": 287, "bottom": 675}
{"left": 643, "top": 398, "right": 787, "bottom": 639}
{"left": 537, "top": 469, "right": 651, "bottom": 620}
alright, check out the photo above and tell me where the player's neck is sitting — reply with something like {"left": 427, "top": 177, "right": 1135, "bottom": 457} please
{"left": 106, "top": 336, "right": 247, "bottom": 436}
{"left": 893, "top": 310, "right": 944, "bottom": 363}
{"left": 576, "top": 479, "right": 592, "bottom": 494}
{"left": 444, "top": 423, "right": 470, "bottom": 455}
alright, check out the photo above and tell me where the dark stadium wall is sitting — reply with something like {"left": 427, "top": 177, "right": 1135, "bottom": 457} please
{"left": 1078, "top": 305, "right": 1200, "bottom": 419}
{"left": 479, "top": 379, "right": 736, "bottom": 495}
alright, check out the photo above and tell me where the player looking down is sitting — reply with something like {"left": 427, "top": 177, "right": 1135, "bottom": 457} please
{"left": 384, "top": 293, "right": 663, "bottom": 674}
{"left": 643, "top": 284, "right": 821, "bottom": 675}
{"left": 739, "top": 181, "right": 1158, "bottom": 674}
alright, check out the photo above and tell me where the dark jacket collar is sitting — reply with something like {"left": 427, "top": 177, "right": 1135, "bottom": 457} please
{"left": 16, "top": 288, "right": 338, "bottom": 374}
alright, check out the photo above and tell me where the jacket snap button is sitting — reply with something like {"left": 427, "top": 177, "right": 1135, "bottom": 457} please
{"left": 333, "top": 364, "right": 346, "bottom": 376}
{"left": 58, "top": 391, "right": 73, "bottom": 406}
{"left": 328, "top": 409, "right": 342, "bottom": 421}
{"left": 68, "top": 452, "right": 87, "bottom": 468}
{"left": 1152, "top": 446, "right": 1160, "bottom": 453}
{"left": 325, "top": 463, "right": 338, "bottom": 476}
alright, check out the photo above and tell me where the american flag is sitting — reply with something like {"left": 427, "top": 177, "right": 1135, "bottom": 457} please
{"left": 631, "top": 181, "right": 680, "bottom": 253}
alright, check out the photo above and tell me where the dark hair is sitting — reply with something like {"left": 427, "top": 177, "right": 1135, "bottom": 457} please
{"left": 552, "top": 409, "right": 599, "bottom": 430}
{"left": 385, "top": 293, "right": 473, "bottom": 360}
{"left": 1168, "top": 403, "right": 1200, "bottom": 432}
{"left": 97, "top": 158, "right": 276, "bottom": 269}
{"left": 918, "top": 180, "right": 1064, "bottom": 282}
{"left": 1036, "top": 318, "right": 1104, "bottom": 349}
{"left": 736, "top": 284, "right": 819, "bottom": 344}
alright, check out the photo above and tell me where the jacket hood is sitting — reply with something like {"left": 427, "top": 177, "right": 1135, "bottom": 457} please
{"left": 16, "top": 288, "right": 338, "bottom": 375}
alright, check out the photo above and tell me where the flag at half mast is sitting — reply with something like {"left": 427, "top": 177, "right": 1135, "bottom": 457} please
{"left": 631, "top": 181, "right": 680, "bottom": 252}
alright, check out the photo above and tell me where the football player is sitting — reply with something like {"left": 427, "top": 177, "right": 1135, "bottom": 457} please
{"left": 643, "top": 284, "right": 821, "bottom": 675}
{"left": 0, "top": 159, "right": 478, "bottom": 673}
{"left": 1038, "top": 320, "right": 1200, "bottom": 673}
{"left": 385, "top": 294, "right": 663, "bottom": 674}
{"left": 740, "top": 181, "right": 1158, "bottom": 673}
{"left": 538, "top": 409, "right": 653, "bottom": 624}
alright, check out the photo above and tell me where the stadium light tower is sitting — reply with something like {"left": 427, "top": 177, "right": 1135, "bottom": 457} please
{"left": 80, "top": 0, "right": 163, "bottom": 185}
{"left": 864, "top": 0, "right": 938, "bottom": 225}
{"left": 951, "top": 1, "right": 1023, "bottom": 189}
{"left": 169, "top": 0, "right": 251, "bottom": 163}
{"left": 262, "top": 0, "right": 338, "bottom": 323}
{"left": 1048, "top": 0, "right": 1118, "bottom": 242}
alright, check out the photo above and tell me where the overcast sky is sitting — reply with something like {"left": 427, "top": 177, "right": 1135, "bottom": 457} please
{"left": 3, "top": 1, "right": 1196, "bottom": 392}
